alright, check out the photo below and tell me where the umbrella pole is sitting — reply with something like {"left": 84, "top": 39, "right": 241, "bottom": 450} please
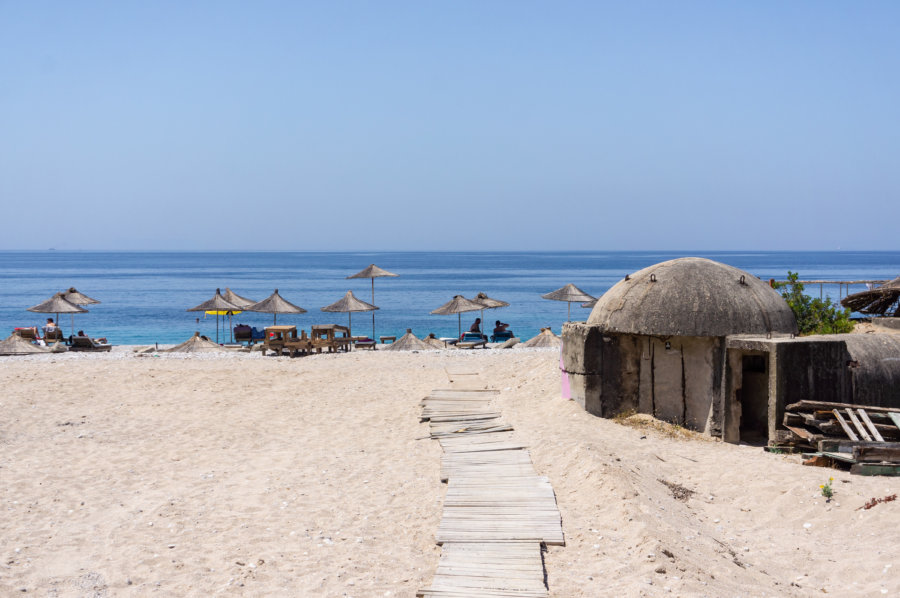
{"left": 458, "top": 313, "right": 461, "bottom": 338}
{"left": 371, "top": 278, "right": 376, "bottom": 340}
{"left": 348, "top": 312, "right": 352, "bottom": 336}
{"left": 567, "top": 302, "right": 571, "bottom": 321}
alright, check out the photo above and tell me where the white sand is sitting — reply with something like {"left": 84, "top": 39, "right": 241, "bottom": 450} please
{"left": 1, "top": 348, "right": 897, "bottom": 597}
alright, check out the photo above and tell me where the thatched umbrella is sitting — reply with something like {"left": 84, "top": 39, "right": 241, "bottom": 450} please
{"left": 63, "top": 287, "right": 100, "bottom": 305}
{"left": 430, "top": 295, "right": 486, "bottom": 338}
{"left": 244, "top": 289, "right": 307, "bottom": 326}
{"left": 220, "top": 288, "right": 256, "bottom": 342}
{"left": 27, "top": 292, "right": 88, "bottom": 337}
{"left": 165, "top": 332, "right": 228, "bottom": 353}
{"left": 841, "top": 277, "right": 900, "bottom": 316}
{"left": 381, "top": 329, "right": 434, "bottom": 352}
{"left": 473, "top": 291, "right": 510, "bottom": 332}
{"left": 60, "top": 288, "right": 101, "bottom": 337}
{"left": 347, "top": 264, "right": 398, "bottom": 339}
{"left": 0, "top": 334, "right": 51, "bottom": 356}
{"left": 423, "top": 333, "right": 453, "bottom": 350}
{"left": 222, "top": 288, "right": 256, "bottom": 309}
{"left": 187, "top": 288, "right": 242, "bottom": 344}
{"left": 541, "top": 283, "right": 596, "bottom": 321}
{"left": 520, "top": 327, "right": 561, "bottom": 348}
{"left": 320, "top": 290, "right": 378, "bottom": 336}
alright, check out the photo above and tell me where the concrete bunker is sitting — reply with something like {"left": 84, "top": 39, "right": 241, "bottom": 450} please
{"left": 562, "top": 257, "right": 798, "bottom": 440}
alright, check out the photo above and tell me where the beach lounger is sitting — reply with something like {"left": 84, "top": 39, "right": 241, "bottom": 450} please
{"left": 43, "top": 328, "right": 65, "bottom": 343}
{"left": 69, "top": 336, "right": 113, "bottom": 352}
{"left": 490, "top": 330, "right": 514, "bottom": 342}
{"left": 13, "top": 327, "right": 39, "bottom": 341}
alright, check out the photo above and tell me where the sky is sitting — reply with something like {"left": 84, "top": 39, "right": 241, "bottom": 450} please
{"left": 1, "top": 1, "right": 898, "bottom": 251}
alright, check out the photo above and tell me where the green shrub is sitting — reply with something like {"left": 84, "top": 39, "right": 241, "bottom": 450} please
{"left": 773, "top": 272, "right": 854, "bottom": 335}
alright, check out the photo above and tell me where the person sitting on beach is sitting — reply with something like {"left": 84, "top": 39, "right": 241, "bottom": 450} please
{"left": 43, "top": 318, "right": 58, "bottom": 334}
{"left": 493, "top": 320, "right": 512, "bottom": 335}
{"left": 469, "top": 318, "right": 482, "bottom": 333}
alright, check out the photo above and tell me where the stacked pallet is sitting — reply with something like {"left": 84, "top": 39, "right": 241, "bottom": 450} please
{"left": 770, "top": 400, "right": 900, "bottom": 476}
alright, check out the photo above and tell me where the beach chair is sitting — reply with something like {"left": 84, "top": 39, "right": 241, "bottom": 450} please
{"left": 69, "top": 336, "right": 113, "bottom": 352}
{"left": 13, "top": 327, "right": 39, "bottom": 341}
{"left": 43, "top": 328, "right": 65, "bottom": 344}
{"left": 457, "top": 331, "right": 487, "bottom": 349}
{"left": 460, "top": 331, "right": 486, "bottom": 343}
{"left": 490, "top": 330, "right": 514, "bottom": 343}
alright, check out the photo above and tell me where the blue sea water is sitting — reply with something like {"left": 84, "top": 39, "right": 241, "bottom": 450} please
{"left": 1, "top": 251, "right": 898, "bottom": 345}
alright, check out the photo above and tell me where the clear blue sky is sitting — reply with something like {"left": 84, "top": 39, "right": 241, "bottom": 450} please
{"left": 2, "top": 2, "right": 898, "bottom": 250}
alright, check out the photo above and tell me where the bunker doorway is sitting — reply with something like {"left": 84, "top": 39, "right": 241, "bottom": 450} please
{"left": 737, "top": 352, "right": 769, "bottom": 443}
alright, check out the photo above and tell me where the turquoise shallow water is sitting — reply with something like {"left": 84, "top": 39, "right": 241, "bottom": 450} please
{"left": 1, "top": 251, "right": 898, "bottom": 344}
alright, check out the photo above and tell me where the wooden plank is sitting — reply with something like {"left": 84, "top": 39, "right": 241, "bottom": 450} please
{"left": 857, "top": 409, "right": 885, "bottom": 442}
{"left": 788, "top": 400, "right": 900, "bottom": 415}
{"left": 846, "top": 409, "right": 873, "bottom": 441}
{"left": 889, "top": 412, "right": 900, "bottom": 432}
{"left": 850, "top": 463, "right": 900, "bottom": 476}
{"left": 818, "top": 440, "right": 900, "bottom": 453}
{"left": 853, "top": 446, "right": 900, "bottom": 463}
{"left": 832, "top": 409, "right": 859, "bottom": 441}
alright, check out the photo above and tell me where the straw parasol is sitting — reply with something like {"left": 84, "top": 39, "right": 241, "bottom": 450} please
{"left": 27, "top": 292, "right": 88, "bottom": 337}
{"left": 347, "top": 264, "right": 398, "bottom": 339}
{"left": 520, "top": 327, "right": 561, "bottom": 348}
{"left": 0, "top": 334, "right": 51, "bottom": 356}
{"left": 63, "top": 287, "right": 100, "bottom": 305}
{"left": 841, "top": 277, "right": 900, "bottom": 316}
{"left": 320, "top": 290, "right": 378, "bottom": 336}
{"left": 222, "top": 288, "right": 256, "bottom": 309}
{"left": 187, "top": 288, "right": 242, "bottom": 343}
{"left": 381, "top": 329, "right": 434, "bottom": 351}
{"left": 423, "top": 333, "right": 453, "bottom": 350}
{"left": 165, "top": 332, "right": 228, "bottom": 353}
{"left": 244, "top": 289, "right": 307, "bottom": 326}
{"left": 430, "top": 295, "right": 486, "bottom": 337}
{"left": 219, "top": 288, "right": 256, "bottom": 342}
{"left": 473, "top": 291, "right": 510, "bottom": 332}
{"left": 541, "top": 283, "right": 596, "bottom": 321}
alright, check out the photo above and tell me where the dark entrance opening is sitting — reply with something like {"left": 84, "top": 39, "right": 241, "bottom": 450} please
{"left": 738, "top": 353, "right": 769, "bottom": 443}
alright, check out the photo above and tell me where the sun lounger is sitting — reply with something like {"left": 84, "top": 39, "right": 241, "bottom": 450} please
{"left": 68, "top": 336, "right": 113, "bottom": 352}
{"left": 457, "top": 340, "right": 487, "bottom": 349}
{"left": 490, "top": 330, "right": 514, "bottom": 342}
{"left": 43, "top": 328, "right": 65, "bottom": 343}
{"left": 353, "top": 336, "right": 376, "bottom": 350}
{"left": 13, "top": 327, "right": 39, "bottom": 341}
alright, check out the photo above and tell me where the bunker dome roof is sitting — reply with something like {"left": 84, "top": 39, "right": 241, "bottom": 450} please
{"left": 588, "top": 257, "right": 798, "bottom": 337}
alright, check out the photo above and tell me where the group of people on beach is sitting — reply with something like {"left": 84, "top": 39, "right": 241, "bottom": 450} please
{"left": 467, "top": 318, "right": 513, "bottom": 339}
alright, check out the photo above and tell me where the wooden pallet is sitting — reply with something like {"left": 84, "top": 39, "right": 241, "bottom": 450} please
{"left": 417, "top": 542, "right": 548, "bottom": 598}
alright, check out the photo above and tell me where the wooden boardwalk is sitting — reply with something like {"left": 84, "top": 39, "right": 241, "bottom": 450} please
{"left": 417, "top": 370, "right": 563, "bottom": 598}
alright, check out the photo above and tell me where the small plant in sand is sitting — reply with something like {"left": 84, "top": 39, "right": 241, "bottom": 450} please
{"left": 820, "top": 477, "right": 834, "bottom": 501}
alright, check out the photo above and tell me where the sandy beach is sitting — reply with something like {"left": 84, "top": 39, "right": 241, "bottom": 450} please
{"left": 1, "top": 347, "right": 898, "bottom": 597}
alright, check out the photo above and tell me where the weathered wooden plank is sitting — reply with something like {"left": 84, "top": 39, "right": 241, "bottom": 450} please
{"left": 818, "top": 440, "right": 900, "bottom": 453}
{"left": 832, "top": 409, "right": 859, "bottom": 441}
{"left": 846, "top": 409, "right": 873, "bottom": 441}
{"left": 889, "top": 412, "right": 900, "bottom": 433}
{"left": 853, "top": 446, "right": 900, "bottom": 463}
{"left": 850, "top": 463, "right": 900, "bottom": 476}
{"left": 788, "top": 400, "right": 900, "bottom": 414}
{"left": 857, "top": 409, "right": 885, "bottom": 442}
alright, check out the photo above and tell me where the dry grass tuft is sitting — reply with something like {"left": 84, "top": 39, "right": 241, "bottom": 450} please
{"left": 612, "top": 411, "right": 711, "bottom": 441}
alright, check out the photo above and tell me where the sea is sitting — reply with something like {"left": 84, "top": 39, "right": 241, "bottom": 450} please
{"left": 1, "top": 251, "right": 898, "bottom": 345}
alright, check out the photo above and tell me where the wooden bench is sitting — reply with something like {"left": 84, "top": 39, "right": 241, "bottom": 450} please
{"left": 311, "top": 324, "right": 352, "bottom": 353}
{"left": 379, "top": 336, "right": 396, "bottom": 344}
